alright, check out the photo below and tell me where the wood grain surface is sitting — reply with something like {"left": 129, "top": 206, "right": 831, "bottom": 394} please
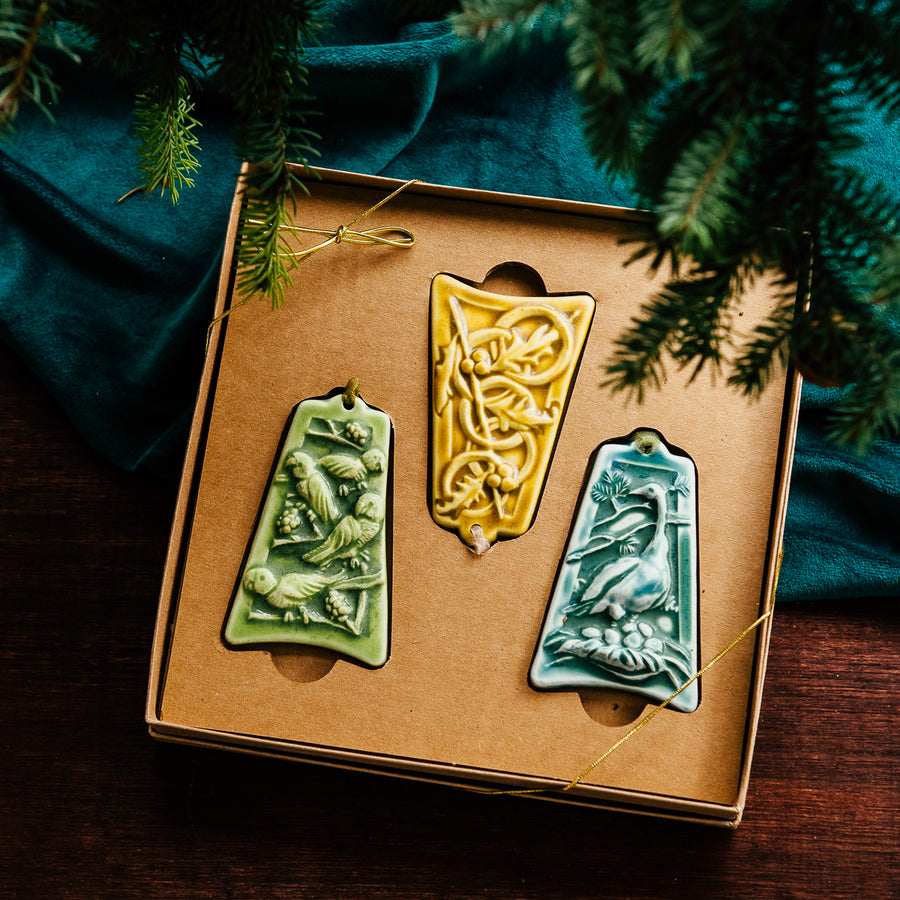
{"left": 1, "top": 347, "right": 897, "bottom": 900}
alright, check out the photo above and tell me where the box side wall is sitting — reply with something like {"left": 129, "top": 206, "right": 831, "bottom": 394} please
{"left": 147, "top": 723, "right": 740, "bottom": 827}
{"left": 145, "top": 178, "right": 244, "bottom": 722}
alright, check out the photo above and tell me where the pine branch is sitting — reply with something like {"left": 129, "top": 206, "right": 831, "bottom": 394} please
{"left": 135, "top": 71, "right": 200, "bottom": 203}
{"left": 202, "top": 0, "right": 323, "bottom": 306}
{"left": 204, "top": 0, "right": 323, "bottom": 109}
{"left": 566, "top": 0, "right": 629, "bottom": 95}
{"left": 656, "top": 114, "right": 745, "bottom": 257}
{"left": 566, "top": 0, "right": 658, "bottom": 172}
{"left": 805, "top": 277, "right": 900, "bottom": 449}
{"left": 790, "top": 256, "right": 867, "bottom": 387}
{"left": 59, "top": 0, "right": 162, "bottom": 77}
{"left": 603, "top": 266, "right": 737, "bottom": 398}
{"left": 634, "top": 0, "right": 700, "bottom": 80}
{"left": 614, "top": 1, "right": 900, "bottom": 449}
{"left": 823, "top": 0, "right": 900, "bottom": 120}
{"left": 601, "top": 295, "right": 672, "bottom": 401}
{"left": 232, "top": 96, "right": 319, "bottom": 307}
{"left": 450, "top": 0, "right": 565, "bottom": 56}
{"left": 867, "top": 240, "right": 900, "bottom": 316}
{"left": 233, "top": 110, "right": 317, "bottom": 307}
{"left": 667, "top": 268, "right": 736, "bottom": 377}
{"left": 729, "top": 289, "right": 796, "bottom": 396}
{"left": 236, "top": 186, "right": 297, "bottom": 308}
{"left": 825, "top": 339, "right": 900, "bottom": 451}
{"left": 0, "top": 0, "right": 55, "bottom": 131}
{"left": 819, "top": 168, "right": 900, "bottom": 270}
{"left": 4, "top": 0, "right": 325, "bottom": 307}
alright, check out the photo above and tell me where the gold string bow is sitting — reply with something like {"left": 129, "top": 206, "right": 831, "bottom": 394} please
{"left": 207, "top": 178, "right": 419, "bottom": 343}
{"left": 264, "top": 178, "right": 418, "bottom": 262}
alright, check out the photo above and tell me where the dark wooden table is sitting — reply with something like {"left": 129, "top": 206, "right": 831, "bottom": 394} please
{"left": 2, "top": 347, "right": 897, "bottom": 900}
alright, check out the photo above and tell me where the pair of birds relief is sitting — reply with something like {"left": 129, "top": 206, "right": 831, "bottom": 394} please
{"left": 223, "top": 392, "right": 391, "bottom": 669}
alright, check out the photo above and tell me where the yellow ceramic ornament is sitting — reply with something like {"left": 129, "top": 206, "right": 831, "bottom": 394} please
{"left": 429, "top": 271, "right": 595, "bottom": 548}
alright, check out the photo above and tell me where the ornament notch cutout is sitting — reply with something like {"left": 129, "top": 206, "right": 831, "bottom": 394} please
{"left": 223, "top": 389, "right": 392, "bottom": 669}
{"left": 429, "top": 268, "right": 595, "bottom": 549}
{"left": 530, "top": 429, "right": 700, "bottom": 713}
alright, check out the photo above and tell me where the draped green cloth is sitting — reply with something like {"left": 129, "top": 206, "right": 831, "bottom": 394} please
{"left": 1, "top": 2, "right": 897, "bottom": 600}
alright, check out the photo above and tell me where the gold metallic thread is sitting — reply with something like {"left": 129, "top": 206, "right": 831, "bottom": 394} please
{"left": 467, "top": 607, "right": 775, "bottom": 798}
{"left": 206, "top": 179, "right": 420, "bottom": 346}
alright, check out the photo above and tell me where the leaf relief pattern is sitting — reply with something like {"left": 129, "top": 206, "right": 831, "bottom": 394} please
{"left": 430, "top": 274, "right": 594, "bottom": 545}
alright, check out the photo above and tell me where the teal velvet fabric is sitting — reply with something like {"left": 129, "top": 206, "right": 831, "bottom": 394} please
{"left": 1, "top": 2, "right": 897, "bottom": 600}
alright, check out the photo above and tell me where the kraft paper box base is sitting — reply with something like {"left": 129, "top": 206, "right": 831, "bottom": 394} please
{"left": 146, "top": 168, "right": 801, "bottom": 828}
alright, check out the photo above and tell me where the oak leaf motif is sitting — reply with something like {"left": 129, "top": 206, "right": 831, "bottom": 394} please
{"left": 495, "top": 324, "right": 557, "bottom": 376}
{"left": 482, "top": 385, "right": 553, "bottom": 432}
{"left": 435, "top": 472, "right": 486, "bottom": 516}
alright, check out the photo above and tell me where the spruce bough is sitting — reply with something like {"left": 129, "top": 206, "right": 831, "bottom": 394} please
{"left": 1, "top": 0, "right": 323, "bottom": 305}
{"left": 453, "top": 0, "right": 900, "bottom": 451}
{"left": 3, "top": 0, "right": 899, "bottom": 450}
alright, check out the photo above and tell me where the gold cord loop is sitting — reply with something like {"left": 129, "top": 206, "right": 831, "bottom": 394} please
{"left": 259, "top": 221, "right": 414, "bottom": 261}
{"left": 205, "top": 178, "right": 420, "bottom": 348}
{"left": 342, "top": 377, "right": 361, "bottom": 409}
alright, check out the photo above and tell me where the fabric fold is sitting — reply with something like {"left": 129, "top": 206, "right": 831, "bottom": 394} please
{"left": 0, "top": 4, "right": 897, "bottom": 599}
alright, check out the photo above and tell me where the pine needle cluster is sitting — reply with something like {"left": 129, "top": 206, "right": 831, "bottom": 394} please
{"left": 1, "top": 1, "right": 79, "bottom": 132}
{"left": 453, "top": 0, "right": 900, "bottom": 450}
{"left": 2, "top": 0, "right": 323, "bottom": 306}
{"left": 5, "top": 1, "right": 900, "bottom": 448}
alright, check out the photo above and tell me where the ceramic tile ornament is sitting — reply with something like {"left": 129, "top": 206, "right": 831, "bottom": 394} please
{"left": 530, "top": 430, "right": 700, "bottom": 712}
{"left": 223, "top": 387, "right": 392, "bottom": 668}
{"left": 429, "top": 272, "right": 595, "bottom": 550}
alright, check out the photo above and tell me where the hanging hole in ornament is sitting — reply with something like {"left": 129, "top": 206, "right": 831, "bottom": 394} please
{"left": 269, "top": 645, "right": 338, "bottom": 683}
{"left": 579, "top": 689, "right": 646, "bottom": 726}
{"left": 632, "top": 429, "right": 660, "bottom": 456}
{"left": 467, "top": 523, "right": 493, "bottom": 556}
{"left": 477, "top": 261, "right": 548, "bottom": 298}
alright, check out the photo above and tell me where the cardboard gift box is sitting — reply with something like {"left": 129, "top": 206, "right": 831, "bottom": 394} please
{"left": 146, "top": 168, "right": 801, "bottom": 827}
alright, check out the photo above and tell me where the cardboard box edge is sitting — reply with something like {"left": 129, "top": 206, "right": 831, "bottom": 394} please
{"left": 146, "top": 722, "right": 741, "bottom": 828}
{"left": 732, "top": 363, "right": 805, "bottom": 818}
{"left": 144, "top": 172, "right": 245, "bottom": 725}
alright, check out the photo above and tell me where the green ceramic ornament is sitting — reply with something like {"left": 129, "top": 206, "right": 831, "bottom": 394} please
{"left": 224, "top": 388, "right": 392, "bottom": 668}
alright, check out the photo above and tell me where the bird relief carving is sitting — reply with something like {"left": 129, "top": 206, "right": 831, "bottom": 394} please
{"left": 429, "top": 271, "right": 594, "bottom": 549}
{"left": 529, "top": 430, "right": 700, "bottom": 712}
{"left": 223, "top": 390, "right": 392, "bottom": 669}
